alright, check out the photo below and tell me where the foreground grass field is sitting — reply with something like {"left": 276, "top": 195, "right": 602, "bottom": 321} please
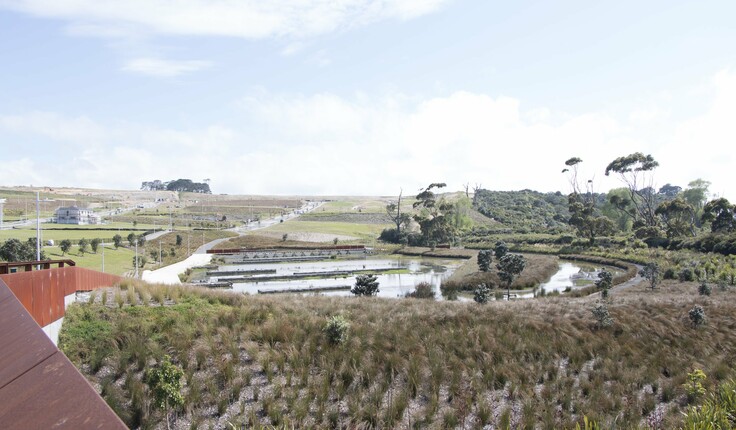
{"left": 60, "top": 280, "right": 735, "bottom": 429}
{"left": 45, "top": 245, "right": 136, "bottom": 275}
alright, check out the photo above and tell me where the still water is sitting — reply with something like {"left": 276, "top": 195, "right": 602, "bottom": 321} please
{"left": 210, "top": 257, "right": 462, "bottom": 298}
{"left": 207, "top": 257, "right": 622, "bottom": 299}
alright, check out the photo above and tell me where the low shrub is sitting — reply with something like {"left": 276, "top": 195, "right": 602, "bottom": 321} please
{"left": 439, "top": 280, "right": 461, "bottom": 300}
{"left": 406, "top": 282, "right": 435, "bottom": 299}
{"left": 592, "top": 304, "right": 613, "bottom": 328}
{"left": 323, "top": 315, "right": 350, "bottom": 345}
{"left": 698, "top": 282, "right": 712, "bottom": 296}
{"left": 473, "top": 284, "right": 492, "bottom": 304}
{"left": 689, "top": 305, "right": 706, "bottom": 327}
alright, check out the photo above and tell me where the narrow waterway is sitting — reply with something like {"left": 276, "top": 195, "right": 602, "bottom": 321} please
{"left": 538, "top": 261, "right": 623, "bottom": 294}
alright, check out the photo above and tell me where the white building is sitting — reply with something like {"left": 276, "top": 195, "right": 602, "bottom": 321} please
{"left": 55, "top": 206, "right": 101, "bottom": 225}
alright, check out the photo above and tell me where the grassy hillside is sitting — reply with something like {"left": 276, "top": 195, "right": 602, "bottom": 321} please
{"left": 61, "top": 281, "right": 735, "bottom": 429}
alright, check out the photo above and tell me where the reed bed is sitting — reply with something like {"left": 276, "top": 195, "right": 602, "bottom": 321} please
{"left": 60, "top": 281, "right": 736, "bottom": 429}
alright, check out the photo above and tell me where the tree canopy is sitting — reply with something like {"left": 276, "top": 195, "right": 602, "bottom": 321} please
{"left": 701, "top": 198, "right": 736, "bottom": 233}
{"left": 0, "top": 238, "right": 43, "bottom": 262}
{"left": 605, "top": 152, "right": 660, "bottom": 229}
{"left": 141, "top": 178, "right": 211, "bottom": 194}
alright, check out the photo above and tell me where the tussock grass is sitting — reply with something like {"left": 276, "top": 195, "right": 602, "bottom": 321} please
{"left": 60, "top": 281, "right": 736, "bottom": 429}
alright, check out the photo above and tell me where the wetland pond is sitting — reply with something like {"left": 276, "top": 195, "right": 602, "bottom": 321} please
{"left": 538, "top": 261, "right": 623, "bottom": 294}
{"left": 207, "top": 256, "right": 461, "bottom": 298}
{"left": 202, "top": 256, "right": 622, "bottom": 299}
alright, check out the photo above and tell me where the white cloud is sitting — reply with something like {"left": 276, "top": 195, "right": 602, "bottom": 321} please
{"left": 122, "top": 57, "right": 213, "bottom": 77}
{"left": 668, "top": 68, "right": 736, "bottom": 198}
{"left": 2, "top": 69, "right": 736, "bottom": 198}
{"left": 1, "top": 0, "right": 450, "bottom": 39}
{"left": 0, "top": 111, "right": 106, "bottom": 143}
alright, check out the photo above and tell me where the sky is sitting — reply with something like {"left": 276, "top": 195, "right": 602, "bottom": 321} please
{"left": 0, "top": 0, "right": 735, "bottom": 198}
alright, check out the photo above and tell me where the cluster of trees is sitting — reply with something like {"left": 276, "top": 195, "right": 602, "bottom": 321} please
{"left": 473, "top": 189, "right": 570, "bottom": 233}
{"left": 59, "top": 238, "right": 102, "bottom": 256}
{"left": 473, "top": 241, "right": 526, "bottom": 302}
{"left": 561, "top": 152, "right": 735, "bottom": 247}
{"left": 0, "top": 238, "right": 44, "bottom": 262}
{"left": 381, "top": 183, "right": 472, "bottom": 246}
{"left": 141, "top": 179, "right": 211, "bottom": 194}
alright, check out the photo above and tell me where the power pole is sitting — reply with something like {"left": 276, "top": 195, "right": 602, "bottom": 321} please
{"left": 36, "top": 191, "right": 41, "bottom": 263}
{"left": 0, "top": 198, "right": 5, "bottom": 230}
{"left": 134, "top": 240, "right": 139, "bottom": 278}
{"left": 101, "top": 241, "right": 105, "bottom": 273}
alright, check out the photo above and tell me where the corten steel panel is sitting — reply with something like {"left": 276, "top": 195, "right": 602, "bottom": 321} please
{"left": 48, "top": 270, "right": 63, "bottom": 325}
{"left": 50, "top": 268, "right": 65, "bottom": 322}
{"left": 1, "top": 267, "right": 122, "bottom": 327}
{"left": 73, "top": 267, "right": 122, "bottom": 291}
{"left": 1, "top": 272, "right": 35, "bottom": 320}
{"left": 0, "top": 290, "right": 56, "bottom": 390}
{"left": 65, "top": 266, "right": 78, "bottom": 295}
{"left": 31, "top": 271, "right": 49, "bottom": 327}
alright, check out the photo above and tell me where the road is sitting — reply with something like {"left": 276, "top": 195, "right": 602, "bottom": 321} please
{"left": 141, "top": 201, "right": 323, "bottom": 285}
{"left": 0, "top": 202, "right": 154, "bottom": 231}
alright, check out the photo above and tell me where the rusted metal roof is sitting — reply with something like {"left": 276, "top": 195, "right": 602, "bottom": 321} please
{"left": 0, "top": 278, "right": 127, "bottom": 429}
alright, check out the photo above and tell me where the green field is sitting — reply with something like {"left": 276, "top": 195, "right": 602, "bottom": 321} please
{"left": 44, "top": 245, "right": 137, "bottom": 276}
{"left": 261, "top": 220, "right": 389, "bottom": 241}
{"left": 319, "top": 198, "right": 397, "bottom": 214}
{"left": 0, "top": 222, "right": 165, "bottom": 243}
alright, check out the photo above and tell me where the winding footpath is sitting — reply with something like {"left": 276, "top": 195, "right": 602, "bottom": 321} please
{"left": 141, "top": 201, "right": 322, "bottom": 285}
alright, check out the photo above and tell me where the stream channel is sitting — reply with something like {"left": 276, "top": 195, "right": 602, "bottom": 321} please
{"left": 202, "top": 256, "right": 622, "bottom": 299}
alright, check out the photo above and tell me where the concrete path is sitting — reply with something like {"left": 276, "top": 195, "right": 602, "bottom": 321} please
{"left": 144, "top": 229, "right": 171, "bottom": 241}
{"left": 611, "top": 264, "right": 645, "bottom": 292}
{"left": 141, "top": 201, "right": 323, "bottom": 285}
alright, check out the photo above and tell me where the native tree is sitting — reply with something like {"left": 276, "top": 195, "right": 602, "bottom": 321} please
{"left": 59, "top": 239, "right": 72, "bottom": 256}
{"left": 605, "top": 152, "right": 660, "bottom": 228}
{"left": 477, "top": 250, "right": 492, "bottom": 272}
{"left": 701, "top": 198, "right": 736, "bottom": 233}
{"left": 352, "top": 274, "right": 380, "bottom": 296}
{"left": 413, "top": 183, "right": 457, "bottom": 245}
{"left": 497, "top": 253, "right": 526, "bottom": 300}
{"left": 655, "top": 198, "right": 696, "bottom": 237}
{"left": 563, "top": 157, "right": 615, "bottom": 244}
{"left": 385, "top": 188, "right": 411, "bottom": 237}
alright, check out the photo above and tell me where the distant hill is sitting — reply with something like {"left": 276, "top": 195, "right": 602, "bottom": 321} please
{"left": 473, "top": 189, "right": 571, "bottom": 233}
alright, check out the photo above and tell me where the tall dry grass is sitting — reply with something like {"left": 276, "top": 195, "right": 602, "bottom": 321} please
{"left": 60, "top": 280, "right": 736, "bottom": 429}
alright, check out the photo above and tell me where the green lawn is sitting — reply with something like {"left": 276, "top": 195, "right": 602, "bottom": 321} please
{"left": 0, "top": 222, "right": 180, "bottom": 243}
{"left": 319, "top": 198, "right": 394, "bottom": 214}
{"left": 45, "top": 245, "right": 137, "bottom": 276}
{"left": 261, "top": 220, "right": 388, "bottom": 241}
